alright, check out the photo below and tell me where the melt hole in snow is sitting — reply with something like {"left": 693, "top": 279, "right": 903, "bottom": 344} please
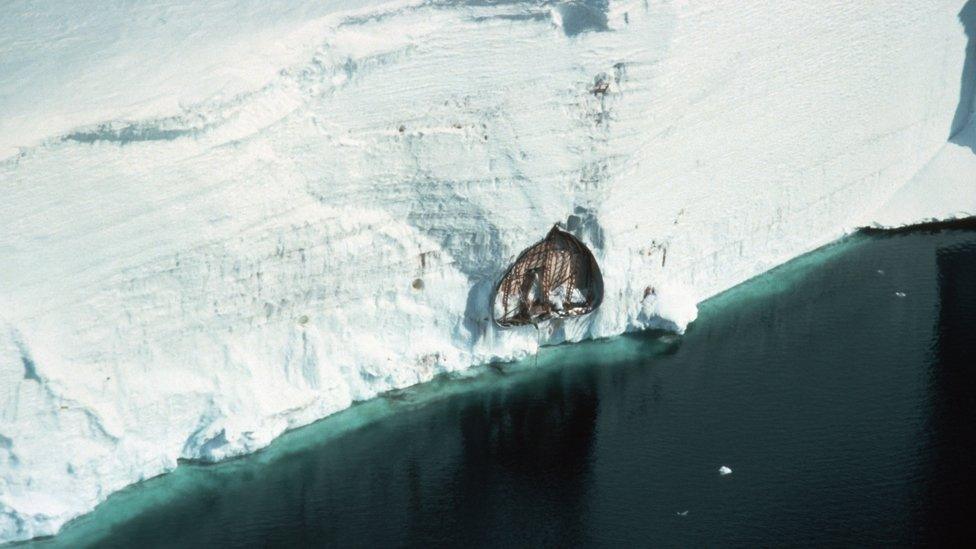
{"left": 719, "top": 465, "right": 733, "bottom": 476}
{"left": 297, "top": 315, "right": 309, "bottom": 325}
{"left": 412, "top": 278, "right": 425, "bottom": 290}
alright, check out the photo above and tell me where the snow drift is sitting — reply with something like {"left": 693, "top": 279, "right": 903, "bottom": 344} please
{"left": 1, "top": 0, "right": 974, "bottom": 542}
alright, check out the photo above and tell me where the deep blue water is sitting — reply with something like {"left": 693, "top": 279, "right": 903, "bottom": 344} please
{"left": 23, "top": 225, "right": 976, "bottom": 547}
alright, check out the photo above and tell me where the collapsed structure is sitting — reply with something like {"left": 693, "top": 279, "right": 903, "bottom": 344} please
{"left": 492, "top": 225, "right": 604, "bottom": 327}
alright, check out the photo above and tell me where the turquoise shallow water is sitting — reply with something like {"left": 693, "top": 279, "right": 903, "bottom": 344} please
{"left": 17, "top": 225, "right": 976, "bottom": 547}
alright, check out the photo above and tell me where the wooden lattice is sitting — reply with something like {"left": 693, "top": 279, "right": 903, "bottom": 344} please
{"left": 492, "top": 225, "right": 604, "bottom": 327}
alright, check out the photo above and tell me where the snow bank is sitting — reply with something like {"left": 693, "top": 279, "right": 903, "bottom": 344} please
{"left": 1, "top": 0, "right": 973, "bottom": 542}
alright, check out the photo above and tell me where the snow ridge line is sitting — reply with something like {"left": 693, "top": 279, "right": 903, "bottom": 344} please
{"left": 1, "top": 0, "right": 590, "bottom": 165}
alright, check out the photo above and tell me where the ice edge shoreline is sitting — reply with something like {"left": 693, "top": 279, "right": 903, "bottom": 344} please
{"left": 10, "top": 217, "right": 976, "bottom": 548}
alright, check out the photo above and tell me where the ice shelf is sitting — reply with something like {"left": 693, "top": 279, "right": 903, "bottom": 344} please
{"left": 1, "top": 0, "right": 974, "bottom": 542}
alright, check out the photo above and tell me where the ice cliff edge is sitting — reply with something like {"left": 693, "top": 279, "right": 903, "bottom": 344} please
{"left": 1, "top": 0, "right": 974, "bottom": 542}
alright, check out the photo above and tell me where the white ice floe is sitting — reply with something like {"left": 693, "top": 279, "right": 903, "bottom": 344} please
{"left": 719, "top": 466, "right": 733, "bottom": 476}
{"left": 1, "top": 0, "right": 974, "bottom": 542}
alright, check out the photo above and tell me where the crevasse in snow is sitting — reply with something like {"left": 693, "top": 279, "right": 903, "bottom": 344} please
{"left": 1, "top": 0, "right": 974, "bottom": 542}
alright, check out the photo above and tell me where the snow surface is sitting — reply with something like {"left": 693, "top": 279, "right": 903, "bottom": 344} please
{"left": 1, "top": 0, "right": 974, "bottom": 542}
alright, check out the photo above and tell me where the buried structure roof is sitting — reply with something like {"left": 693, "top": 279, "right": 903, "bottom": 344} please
{"left": 492, "top": 225, "right": 604, "bottom": 327}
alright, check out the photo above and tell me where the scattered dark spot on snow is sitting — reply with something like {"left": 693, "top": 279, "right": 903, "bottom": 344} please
{"left": 412, "top": 278, "right": 425, "bottom": 290}
{"left": 591, "top": 73, "right": 611, "bottom": 96}
{"left": 419, "top": 251, "right": 434, "bottom": 270}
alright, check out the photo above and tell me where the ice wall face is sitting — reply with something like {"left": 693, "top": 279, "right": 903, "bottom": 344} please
{"left": 1, "top": 0, "right": 973, "bottom": 542}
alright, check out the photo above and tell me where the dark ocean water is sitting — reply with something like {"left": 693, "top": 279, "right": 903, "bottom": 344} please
{"left": 25, "top": 226, "right": 976, "bottom": 548}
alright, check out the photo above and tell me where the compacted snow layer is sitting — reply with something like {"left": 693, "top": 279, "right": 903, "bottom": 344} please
{"left": 1, "top": 0, "right": 974, "bottom": 542}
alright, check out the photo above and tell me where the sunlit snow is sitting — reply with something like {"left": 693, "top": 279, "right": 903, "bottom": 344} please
{"left": 1, "top": 0, "right": 973, "bottom": 542}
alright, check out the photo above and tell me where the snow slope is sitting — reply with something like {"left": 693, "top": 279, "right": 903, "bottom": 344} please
{"left": 1, "top": 0, "right": 974, "bottom": 542}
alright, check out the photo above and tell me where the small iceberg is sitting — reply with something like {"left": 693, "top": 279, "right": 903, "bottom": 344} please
{"left": 894, "top": 291, "right": 906, "bottom": 297}
{"left": 719, "top": 465, "right": 732, "bottom": 476}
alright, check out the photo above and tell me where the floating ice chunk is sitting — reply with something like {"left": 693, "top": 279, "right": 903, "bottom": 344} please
{"left": 877, "top": 269, "right": 885, "bottom": 275}
{"left": 719, "top": 465, "right": 733, "bottom": 475}
{"left": 894, "top": 291, "right": 906, "bottom": 297}
{"left": 676, "top": 510, "right": 689, "bottom": 516}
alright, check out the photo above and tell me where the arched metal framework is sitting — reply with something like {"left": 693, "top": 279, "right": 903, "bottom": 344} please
{"left": 492, "top": 225, "right": 604, "bottom": 327}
